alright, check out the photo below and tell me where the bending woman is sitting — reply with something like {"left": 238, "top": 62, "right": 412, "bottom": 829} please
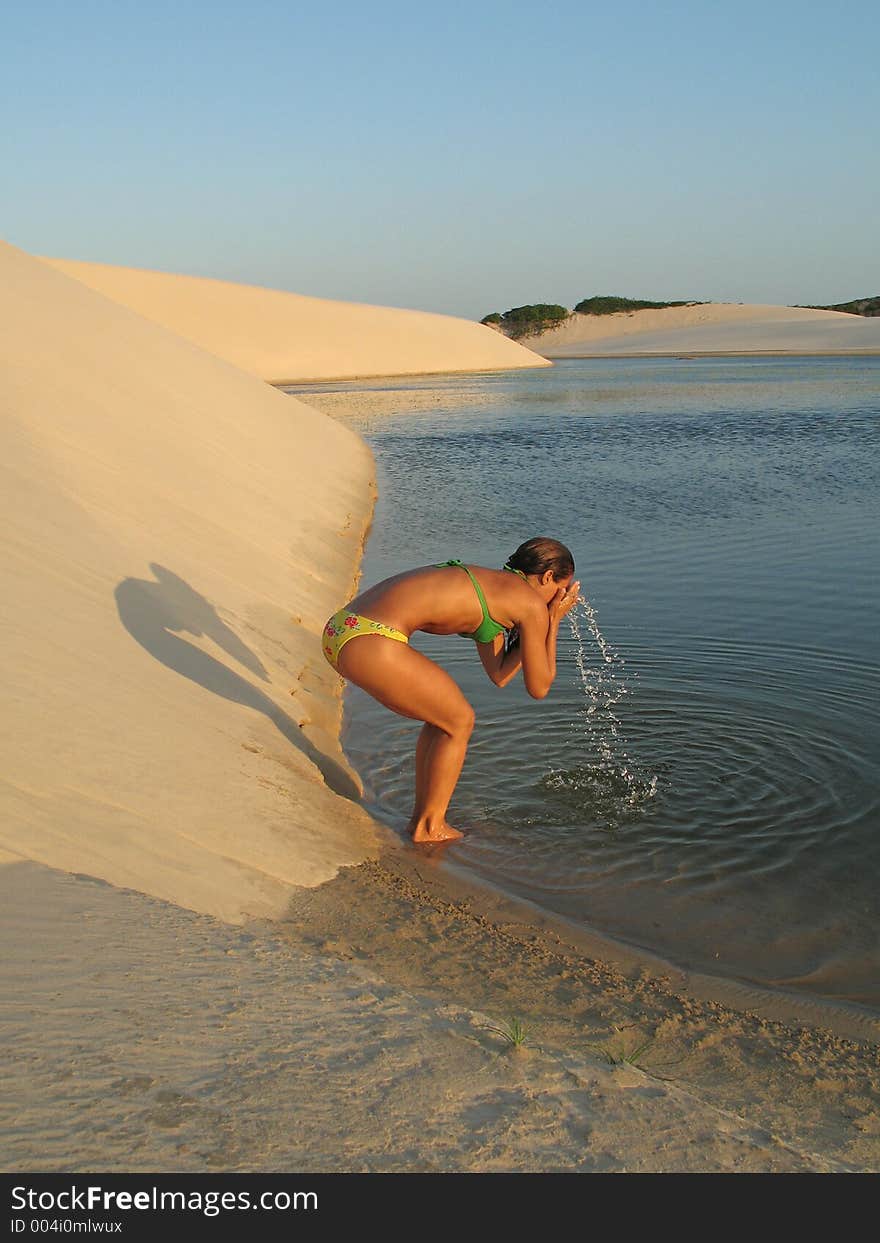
{"left": 322, "top": 537, "right": 580, "bottom": 844}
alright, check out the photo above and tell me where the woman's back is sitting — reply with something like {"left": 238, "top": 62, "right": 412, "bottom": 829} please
{"left": 348, "top": 562, "right": 529, "bottom": 639}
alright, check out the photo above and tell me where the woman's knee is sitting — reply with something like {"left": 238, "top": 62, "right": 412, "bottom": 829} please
{"left": 444, "top": 701, "right": 475, "bottom": 740}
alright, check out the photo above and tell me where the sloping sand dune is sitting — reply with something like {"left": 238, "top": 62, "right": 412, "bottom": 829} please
{"left": 44, "top": 257, "right": 551, "bottom": 382}
{"left": 1, "top": 239, "right": 393, "bottom": 923}
{"left": 526, "top": 302, "right": 880, "bottom": 355}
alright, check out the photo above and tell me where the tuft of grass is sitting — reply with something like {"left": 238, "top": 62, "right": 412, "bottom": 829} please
{"left": 586, "top": 1023, "right": 686, "bottom": 1082}
{"left": 590, "top": 1035, "right": 656, "bottom": 1068}
{"left": 587, "top": 1022, "right": 665, "bottom": 1072}
{"left": 483, "top": 1017, "right": 528, "bottom": 1048}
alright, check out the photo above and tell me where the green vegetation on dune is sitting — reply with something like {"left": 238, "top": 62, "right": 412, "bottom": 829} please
{"left": 799, "top": 296, "right": 880, "bottom": 317}
{"left": 480, "top": 304, "right": 570, "bottom": 338}
{"left": 481, "top": 294, "right": 880, "bottom": 340}
{"left": 481, "top": 295, "right": 705, "bottom": 338}
{"left": 574, "top": 295, "right": 705, "bottom": 315}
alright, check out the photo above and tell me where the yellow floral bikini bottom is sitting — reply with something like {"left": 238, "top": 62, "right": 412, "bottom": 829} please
{"left": 322, "top": 608, "right": 409, "bottom": 669}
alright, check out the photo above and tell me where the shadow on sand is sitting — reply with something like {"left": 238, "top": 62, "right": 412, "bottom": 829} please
{"left": 115, "top": 563, "right": 360, "bottom": 800}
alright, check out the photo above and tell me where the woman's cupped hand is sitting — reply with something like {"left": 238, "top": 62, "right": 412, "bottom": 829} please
{"left": 548, "top": 580, "right": 581, "bottom": 623}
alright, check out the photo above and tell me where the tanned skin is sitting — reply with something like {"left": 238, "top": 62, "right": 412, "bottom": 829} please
{"left": 335, "top": 563, "right": 580, "bottom": 843}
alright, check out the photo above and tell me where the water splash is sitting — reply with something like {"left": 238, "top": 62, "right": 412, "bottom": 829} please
{"left": 572, "top": 597, "right": 627, "bottom": 757}
{"left": 541, "top": 598, "right": 658, "bottom": 829}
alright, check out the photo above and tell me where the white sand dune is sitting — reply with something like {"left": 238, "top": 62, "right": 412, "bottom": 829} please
{"left": 525, "top": 302, "right": 880, "bottom": 355}
{"left": 1, "top": 238, "right": 396, "bottom": 923}
{"left": 44, "top": 257, "right": 551, "bottom": 382}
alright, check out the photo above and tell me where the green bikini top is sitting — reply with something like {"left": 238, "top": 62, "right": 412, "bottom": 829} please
{"left": 435, "top": 559, "right": 527, "bottom": 643}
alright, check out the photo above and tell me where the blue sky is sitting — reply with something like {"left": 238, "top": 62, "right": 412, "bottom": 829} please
{"left": 4, "top": 0, "right": 878, "bottom": 317}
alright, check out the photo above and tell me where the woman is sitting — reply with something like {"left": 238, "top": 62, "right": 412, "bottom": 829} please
{"left": 322, "top": 537, "right": 580, "bottom": 843}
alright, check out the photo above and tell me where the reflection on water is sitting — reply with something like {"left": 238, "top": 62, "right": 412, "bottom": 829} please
{"left": 287, "top": 357, "right": 880, "bottom": 1011}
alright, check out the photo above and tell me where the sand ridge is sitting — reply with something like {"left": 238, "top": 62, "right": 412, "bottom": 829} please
{"left": 42, "top": 256, "right": 552, "bottom": 383}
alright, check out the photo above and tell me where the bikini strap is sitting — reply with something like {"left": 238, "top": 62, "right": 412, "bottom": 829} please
{"left": 503, "top": 563, "right": 528, "bottom": 581}
{"left": 436, "top": 560, "right": 494, "bottom": 630}
{"left": 460, "top": 564, "right": 491, "bottom": 619}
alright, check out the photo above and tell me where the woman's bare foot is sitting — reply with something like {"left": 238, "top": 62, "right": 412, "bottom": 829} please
{"left": 407, "top": 817, "right": 464, "bottom": 843}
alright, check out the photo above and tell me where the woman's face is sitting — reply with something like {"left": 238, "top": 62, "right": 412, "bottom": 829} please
{"left": 531, "top": 570, "right": 573, "bottom": 604}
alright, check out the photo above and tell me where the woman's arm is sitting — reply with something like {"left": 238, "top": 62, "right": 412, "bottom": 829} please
{"left": 518, "top": 582, "right": 580, "bottom": 699}
{"left": 476, "top": 629, "right": 523, "bottom": 687}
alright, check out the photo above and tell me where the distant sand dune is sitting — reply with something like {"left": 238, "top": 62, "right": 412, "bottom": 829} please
{"left": 525, "top": 302, "right": 880, "bottom": 356}
{"left": 1, "top": 239, "right": 395, "bottom": 923}
{"left": 44, "top": 257, "right": 551, "bottom": 382}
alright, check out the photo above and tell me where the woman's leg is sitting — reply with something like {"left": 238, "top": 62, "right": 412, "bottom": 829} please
{"left": 410, "top": 723, "right": 472, "bottom": 842}
{"left": 337, "top": 637, "right": 475, "bottom": 842}
{"left": 408, "top": 722, "right": 435, "bottom": 828}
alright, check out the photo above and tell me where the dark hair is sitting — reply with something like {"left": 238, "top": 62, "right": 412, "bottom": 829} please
{"left": 506, "top": 537, "right": 574, "bottom": 580}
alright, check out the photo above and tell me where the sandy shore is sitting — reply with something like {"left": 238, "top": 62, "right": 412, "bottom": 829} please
{"left": 3, "top": 241, "right": 878, "bottom": 1172}
{"left": 520, "top": 302, "right": 880, "bottom": 356}
{"left": 3, "top": 849, "right": 878, "bottom": 1172}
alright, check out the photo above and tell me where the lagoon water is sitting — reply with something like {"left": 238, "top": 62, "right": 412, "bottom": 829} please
{"left": 288, "top": 357, "right": 880, "bottom": 1015}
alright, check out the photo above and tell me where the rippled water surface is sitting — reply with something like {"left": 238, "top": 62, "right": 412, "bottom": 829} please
{"left": 288, "top": 358, "right": 880, "bottom": 1012}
